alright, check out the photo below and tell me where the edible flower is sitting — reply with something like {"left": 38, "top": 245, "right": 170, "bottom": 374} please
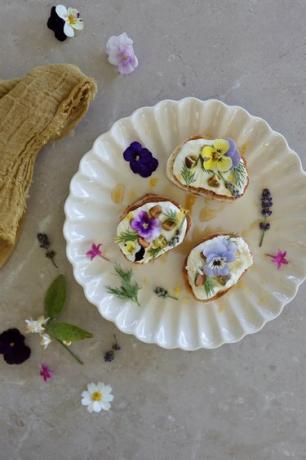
{"left": 266, "top": 250, "right": 288, "bottom": 270}
{"left": 202, "top": 238, "right": 236, "bottom": 277}
{"left": 201, "top": 139, "right": 233, "bottom": 172}
{"left": 55, "top": 5, "right": 84, "bottom": 37}
{"left": 25, "top": 316, "right": 49, "bottom": 335}
{"left": 131, "top": 210, "right": 161, "bottom": 242}
{"left": 225, "top": 138, "right": 241, "bottom": 168}
{"left": 40, "top": 364, "right": 54, "bottom": 382}
{"left": 86, "top": 243, "right": 110, "bottom": 261}
{"left": 123, "top": 142, "right": 158, "bottom": 178}
{"left": 47, "top": 5, "right": 83, "bottom": 41}
{"left": 40, "top": 333, "right": 52, "bottom": 350}
{"left": 0, "top": 329, "right": 31, "bottom": 365}
{"left": 106, "top": 33, "right": 138, "bottom": 75}
{"left": 81, "top": 382, "right": 114, "bottom": 413}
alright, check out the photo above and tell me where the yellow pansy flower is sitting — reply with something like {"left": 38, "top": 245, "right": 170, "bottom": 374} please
{"left": 201, "top": 139, "right": 232, "bottom": 172}
{"left": 125, "top": 241, "right": 136, "bottom": 254}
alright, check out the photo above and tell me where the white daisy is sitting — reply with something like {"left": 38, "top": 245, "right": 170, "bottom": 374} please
{"left": 81, "top": 382, "right": 114, "bottom": 413}
{"left": 55, "top": 5, "right": 84, "bottom": 38}
{"left": 25, "top": 316, "right": 49, "bottom": 334}
{"left": 40, "top": 333, "right": 52, "bottom": 350}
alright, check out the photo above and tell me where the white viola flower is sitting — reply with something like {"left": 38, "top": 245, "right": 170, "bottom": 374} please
{"left": 81, "top": 382, "right": 114, "bottom": 413}
{"left": 40, "top": 333, "right": 52, "bottom": 350}
{"left": 55, "top": 5, "right": 84, "bottom": 38}
{"left": 106, "top": 33, "right": 138, "bottom": 75}
{"left": 25, "top": 316, "right": 49, "bottom": 334}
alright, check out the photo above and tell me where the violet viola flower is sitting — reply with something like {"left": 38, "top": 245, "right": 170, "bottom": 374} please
{"left": 202, "top": 238, "right": 236, "bottom": 277}
{"left": 106, "top": 33, "right": 138, "bottom": 75}
{"left": 225, "top": 138, "right": 241, "bottom": 168}
{"left": 0, "top": 329, "right": 31, "bottom": 365}
{"left": 131, "top": 211, "right": 161, "bottom": 242}
{"left": 123, "top": 142, "right": 158, "bottom": 178}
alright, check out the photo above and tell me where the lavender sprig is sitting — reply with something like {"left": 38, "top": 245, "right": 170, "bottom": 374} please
{"left": 153, "top": 287, "right": 178, "bottom": 300}
{"left": 37, "top": 233, "right": 58, "bottom": 268}
{"left": 259, "top": 188, "right": 273, "bottom": 247}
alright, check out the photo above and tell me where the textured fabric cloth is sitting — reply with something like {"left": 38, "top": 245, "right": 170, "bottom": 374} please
{"left": 0, "top": 64, "right": 97, "bottom": 268}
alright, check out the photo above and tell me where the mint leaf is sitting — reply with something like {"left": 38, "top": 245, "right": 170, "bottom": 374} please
{"left": 46, "top": 322, "right": 93, "bottom": 342}
{"left": 44, "top": 275, "right": 66, "bottom": 319}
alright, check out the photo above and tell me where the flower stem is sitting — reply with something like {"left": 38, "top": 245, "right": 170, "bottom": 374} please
{"left": 259, "top": 217, "right": 267, "bottom": 247}
{"left": 167, "top": 294, "right": 179, "bottom": 301}
{"left": 55, "top": 338, "right": 84, "bottom": 365}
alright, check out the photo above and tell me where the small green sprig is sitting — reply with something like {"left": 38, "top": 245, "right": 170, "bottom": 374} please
{"left": 204, "top": 277, "right": 215, "bottom": 297}
{"left": 147, "top": 246, "right": 163, "bottom": 258}
{"left": 115, "top": 230, "right": 138, "bottom": 244}
{"left": 163, "top": 209, "right": 178, "bottom": 224}
{"left": 180, "top": 164, "right": 196, "bottom": 185}
{"left": 232, "top": 161, "right": 247, "bottom": 189}
{"left": 106, "top": 264, "right": 141, "bottom": 305}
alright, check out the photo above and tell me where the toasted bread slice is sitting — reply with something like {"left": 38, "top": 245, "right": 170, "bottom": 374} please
{"left": 167, "top": 136, "right": 249, "bottom": 201}
{"left": 116, "top": 193, "right": 191, "bottom": 264}
{"left": 184, "top": 233, "right": 253, "bottom": 302}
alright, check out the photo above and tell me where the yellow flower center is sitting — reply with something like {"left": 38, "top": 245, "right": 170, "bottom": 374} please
{"left": 211, "top": 149, "right": 223, "bottom": 161}
{"left": 67, "top": 15, "right": 77, "bottom": 25}
{"left": 143, "top": 223, "right": 149, "bottom": 229}
{"left": 91, "top": 391, "right": 102, "bottom": 401}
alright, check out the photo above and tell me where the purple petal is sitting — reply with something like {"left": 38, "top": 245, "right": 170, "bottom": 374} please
{"left": 225, "top": 138, "right": 241, "bottom": 168}
{"left": 123, "top": 142, "right": 142, "bottom": 161}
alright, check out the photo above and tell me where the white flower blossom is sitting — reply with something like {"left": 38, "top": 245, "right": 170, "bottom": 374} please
{"left": 25, "top": 316, "right": 49, "bottom": 334}
{"left": 55, "top": 5, "right": 84, "bottom": 38}
{"left": 40, "top": 333, "right": 52, "bottom": 350}
{"left": 81, "top": 382, "right": 114, "bottom": 413}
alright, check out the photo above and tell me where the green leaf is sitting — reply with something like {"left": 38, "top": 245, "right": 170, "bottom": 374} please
{"left": 46, "top": 322, "right": 93, "bottom": 343}
{"left": 204, "top": 277, "right": 215, "bottom": 298}
{"left": 44, "top": 275, "right": 66, "bottom": 319}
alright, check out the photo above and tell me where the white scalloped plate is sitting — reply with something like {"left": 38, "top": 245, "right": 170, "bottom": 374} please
{"left": 64, "top": 98, "right": 306, "bottom": 350}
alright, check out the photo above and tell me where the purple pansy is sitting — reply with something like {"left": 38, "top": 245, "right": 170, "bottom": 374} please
{"left": 225, "top": 138, "right": 241, "bottom": 168}
{"left": 202, "top": 238, "right": 236, "bottom": 277}
{"left": 0, "top": 329, "right": 31, "bottom": 365}
{"left": 123, "top": 142, "right": 158, "bottom": 178}
{"left": 106, "top": 33, "right": 138, "bottom": 75}
{"left": 131, "top": 211, "right": 161, "bottom": 241}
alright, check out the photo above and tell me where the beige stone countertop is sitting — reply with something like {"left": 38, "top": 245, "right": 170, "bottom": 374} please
{"left": 1, "top": 1, "right": 306, "bottom": 459}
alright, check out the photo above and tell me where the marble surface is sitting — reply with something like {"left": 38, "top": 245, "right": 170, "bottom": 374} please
{"left": 1, "top": 0, "right": 306, "bottom": 459}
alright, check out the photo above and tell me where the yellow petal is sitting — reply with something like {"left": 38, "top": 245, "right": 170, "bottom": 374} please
{"left": 214, "top": 139, "right": 229, "bottom": 155}
{"left": 201, "top": 145, "right": 214, "bottom": 159}
{"left": 203, "top": 158, "right": 218, "bottom": 171}
{"left": 217, "top": 156, "right": 232, "bottom": 172}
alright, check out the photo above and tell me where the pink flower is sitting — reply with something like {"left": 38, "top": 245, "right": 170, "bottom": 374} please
{"left": 40, "top": 364, "right": 53, "bottom": 382}
{"left": 106, "top": 33, "right": 138, "bottom": 75}
{"left": 86, "top": 243, "right": 109, "bottom": 262}
{"left": 266, "top": 250, "right": 289, "bottom": 270}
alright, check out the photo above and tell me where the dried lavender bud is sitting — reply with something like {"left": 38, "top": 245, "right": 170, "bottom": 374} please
{"left": 46, "top": 250, "right": 58, "bottom": 268}
{"left": 259, "top": 222, "right": 270, "bottom": 231}
{"left": 104, "top": 350, "right": 115, "bottom": 362}
{"left": 112, "top": 335, "right": 121, "bottom": 351}
{"left": 154, "top": 287, "right": 168, "bottom": 298}
{"left": 261, "top": 209, "right": 272, "bottom": 216}
{"left": 224, "top": 181, "right": 240, "bottom": 197}
{"left": 262, "top": 188, "right": 271, "bottom": 197}
{"left": 37, "top": 233, "right": 50, "bottom": 249}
